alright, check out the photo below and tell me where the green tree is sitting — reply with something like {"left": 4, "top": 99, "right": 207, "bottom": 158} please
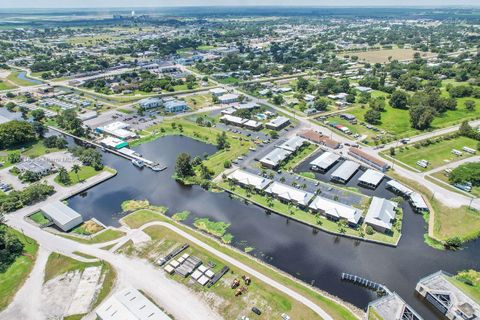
{"left": 0, "top": 121, "right": 36, "bottom": 149}
{"left": 216, "top": 131, "right": 229, "bottom": 149}
{"left": 72, "top": 164, "right": 81, "bottom": 182}
{"left": 364, "top": 109, "right": 381, "bottom": 125}
{"left": 390, "top": 90, "right": 409, "bottom": 109}
{"left": 465, "top": 100, "right": 476, "bottom": 112}
{"left": 175, "top": 153, "right": 194, "bottom": 178}
{"left": 57, "top": 167, "right": 71, "bottom": 185}
{"left": 409, "top": 105, "right": 435, "bottom": 130}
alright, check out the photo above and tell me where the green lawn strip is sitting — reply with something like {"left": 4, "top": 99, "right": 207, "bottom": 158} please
{"left": 0, "top": 228, "right": 39, "bottom": 311}
{"left": 387, "top": 136, "right": 478, "bottom": 171}
{"left": 368, "top": 307, "right": 384, "bottom": 320}
{"left": 29, "top": 211, "right": 50, "bottom": 226}
{"left": 447, "top": 270, "right": 480, "bottom": 304}
{"left": 72, "top": 251, "right": 97, "bottom": 260}
{"left": 388, "top": 171, "right": 480, "bottom": 243}
{"left": 122, "top": 208, "right": 168, "bottom": 228}
{"left": 218, "top": 181, "right": 400, "bottom": 245}
{"left": 0, "top": 80, "right": 16, "bottom": 90}
{"left": 6, "top": 71, "right": 37, "bottom": 86}
{"left": 281, "top": 143, "right": 317, "bottom": 171}
{"left": 142, "top": 225, "right": 325, "bottom": 320}
{"left": 126, "top": 212, "right": 358, "bottom": 320}
{"left": 54, "top": 166, "right": 110, "bottom": 186}
{"left": 59, "top": 229, "right": 125, "bottom": 244}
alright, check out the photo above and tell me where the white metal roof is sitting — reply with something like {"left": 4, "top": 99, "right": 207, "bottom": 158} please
{"left": 386, "top": 180, "right": 413, "bottom": 196}
{"left": 96, "top": 287, "right": 172, "bottom": 320}
{"left": 364, "top": 197, "right": 397, "bottom": 230}
{"left": 358, "top": 169, "right": 385, "bottom": 187}
{"left": 260, "top": 148, "right": 292, "bottom": 167}
{"left": 227, "top": 170, "right": 272, "bottom": 190}
{"left": 309, "top": 196, "right": 362, "bottom": 224}
{"left": 265, "top": 182, "right": 314, "bottom": 206}
{"left": 331, "top": 160, "right": 360, "bottom": 182}
{"left": 278, "top": 136, "right": 307, "bottom": 152}
{"left": 409, "top": 192, "right": 428, "bottom": 210}
{"left": 220, "top": 114, "right": 247, "bottom": 125}
{"left": 41, "top": 201, "right": 83, "bottom": 228}
{"left": 266, "top": 116, "right": 290, "bottom": 127}
{"left": 310, "top": 152, "right": 340, "bottom": 169}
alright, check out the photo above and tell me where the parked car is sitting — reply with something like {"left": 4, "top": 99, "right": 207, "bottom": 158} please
{"left": 251, "top": 307, "right": 262, "bottom": 315}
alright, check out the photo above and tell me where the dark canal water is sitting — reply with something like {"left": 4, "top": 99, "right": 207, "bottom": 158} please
{"left": 67, "top": 136, "right": 480, "bottom": 319}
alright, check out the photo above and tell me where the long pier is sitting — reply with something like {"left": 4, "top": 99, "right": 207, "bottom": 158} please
{"left": 49, "top": 126, "right": 167, "bottom": 172}
{"left": 341, "top": 273, "right": 390, "bottom": 295}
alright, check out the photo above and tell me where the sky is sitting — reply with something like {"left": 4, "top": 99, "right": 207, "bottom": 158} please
{"left": 1, "top": 0, "right": 479, "bottom": 9}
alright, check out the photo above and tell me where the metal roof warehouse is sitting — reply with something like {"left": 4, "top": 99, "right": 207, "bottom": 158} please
{"left": 41, "top": 201, "right": 83, "bottom": 232}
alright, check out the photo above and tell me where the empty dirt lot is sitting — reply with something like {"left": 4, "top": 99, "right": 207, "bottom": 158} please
{"left": 342, "top": 48, "right": 436, "bottom": 63}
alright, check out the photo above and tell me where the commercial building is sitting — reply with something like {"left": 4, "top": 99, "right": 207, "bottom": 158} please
{"left": 96, "top": 287, "right": 172, "bottom": 320}
{"left": 41, "top": 201, "right": 83, "bottom": 232}
{"left": 364, "top": 197, "right": 397, "bottom": 233}
{"left": 218, "top": 93, "right": 239, "bottom": 104}
{"left": 220, "top": 115, "right": 248, "bottom": 127}
{"left": 227, "top": 169, "right": 272, "bottom": 191}
{"left": 416, "top": 271, "right": 479, "bottom": 320}
{"left": 99, "top": 136, "right": 129, "bottom": 149}
{"left": 348, "top": 147, "right": 389, "bottom": 172}
{"left": 278, "top": 136, "right": 307, "bottom": 152}
{"left": 209, "top": 87, "right": 228, "bottom": 96}
{"left": 259, "top": 148, "right": 292, "bottom": 169}
{"left": 330, "top": 160, "right": 360, "bottom": 183}
{"left": 308, "top": 196, "right": 362, "bottom": 226}
{"left": 164, "top": 99, "right": 188, "bottom": 113}
{"left": 298, "top": 130, "right": 341, "bottom": 149}
{"left": 17, "top": 158, "right": 56, "bottom": 176}
{"left": 243, "top": 119, "right": 263, "bottom": 131}
{"left": 266, "top": 116, "right": 290, "bottom": 131}
{"left": 265, "top": 182, "right": 315, "bottom": 207}
{"left": 358, "top": 169, "right": 385, "bottom": 189}
{"left": 368, "top": 292, "right": 423, "bottom": 320}
{"left": 139, "top": 97, "right": 163, "bottom": 109}
{"left": 310, "top": 152, "right": 340, "bottom": 172}
{"left": 96, "top": 122, "right": 137, "bottom": 140}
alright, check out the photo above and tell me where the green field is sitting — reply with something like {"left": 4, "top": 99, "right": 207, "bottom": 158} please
{"left": 0, "top": 79, "right": 16, "bottom": 90}
{"left": 216, "top": 76, "right": 240, "bottom": 85}
{"left": 122, "top": 208, "right": 168, "bottom": 228}
{"left": 0, "top": 140, "right": 64, "bottom": 169}
{"left": 387, "top": 136, "right": 478, "bottom": 171}
{"left": 430, "top": 170, "right": 480, "bottom": 197}
{"left": 183, "top": 93, "right": 213, "bottom": 110}
{"left": 0, "top": 228, "right": 38, "bottom": 311}
{"left": 54, "top": 166, "right": 107, "bottom": 186}
{"left": 29, "top": 212, "right": 50, "bottom": 226}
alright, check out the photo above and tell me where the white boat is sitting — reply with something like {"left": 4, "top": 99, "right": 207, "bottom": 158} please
{"left": 131, "top": 159, "right": 145, "bottom": 168}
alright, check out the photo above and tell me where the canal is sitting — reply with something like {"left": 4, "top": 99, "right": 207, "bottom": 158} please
{"left": 67, "top": 135, "right": 480, "bottom": 319}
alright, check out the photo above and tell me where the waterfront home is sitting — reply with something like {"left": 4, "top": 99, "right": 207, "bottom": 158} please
{"left": 265, "top": 181, "right": 314, "bottom": 208}
{"left": 227, "top": 169, "right": 272, "bottom": 191}
{"left": 364, "top": 197, "right": 397, "bottom": 233}
{"left": 368, "top": 292, "right": 423, "bottom": 320}
{"left": 416, "top": 271, "right": 479, "bottom": 320}
{"left": 308, "top": 196, "right": 362, "bottom": 226}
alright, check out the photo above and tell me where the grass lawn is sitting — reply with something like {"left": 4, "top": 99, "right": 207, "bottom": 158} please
{"left": 172, "top": 210, "right": 190, "bottom": 221}
{"left": 6, "top": 71, "right": 39, "bottom": 86}
{"left": 0, "top": 140, "right": 64, "bottom": 169}
{"left": 388, "top": 171, "right": 480, "bottom": 243}
{"left": 183, "top": 93, "right": 213, "bottom": 110}
{"left": 29, "top": 211, "right": 50, "bottom": 226}
{"left": 430, "top": 170, "right": 480, "bottom": 197}
{"left": 447, "top": 270, "right": 480, "bottom": 304}
{"left": 60, "top": 229, "right": 125, "bottom": 244}
{"left": 0, "top": 228, "right": 38, "bottom": 311}
{"left": 0, "top": 80, "right": 16, "bottom": 90}
{"left": 386, "top": 136, "right": 479, "bottom": 172}
{"left": 216, "top": 76, "right": 240, "bottom": 85}
{"left": 218, "top": 181, "right": 401, "bottom": 245}
{"left": 193, "top": 217, "right": 233, "bottom": 243}
{"left": 281, "top": 143, "right": 317, "bottom": 171}
{"left": 133, "top": 118, "right": 254, "bottom": 177}
{"left": 54, "top": 166, "right": 108, "bottom": 186}
{"left": 122, "top": 208, "right": 168, "bottom": 228}
{"left": 121, "top": 210, "right": 358, "bottom": 320}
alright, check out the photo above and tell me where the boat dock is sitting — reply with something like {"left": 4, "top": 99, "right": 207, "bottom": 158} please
{"left": 49, "top": 126, "right": 167, "bottom": 172}
{"left": 341, "top": 273, "right": 390, "bottom": 295}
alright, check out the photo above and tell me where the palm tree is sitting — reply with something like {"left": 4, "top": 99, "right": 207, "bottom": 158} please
{"left": 72, "top": 164, "right": 81, "bottom": 182}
